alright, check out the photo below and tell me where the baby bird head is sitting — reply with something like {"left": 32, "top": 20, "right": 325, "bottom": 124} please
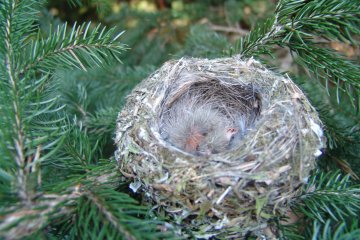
{"left": 162, "top": 96, "right": 240, "bottom": 156}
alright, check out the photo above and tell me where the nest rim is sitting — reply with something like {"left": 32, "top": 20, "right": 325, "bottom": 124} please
{"left": 115, "top": 56, "right": 325, "bottom": 237}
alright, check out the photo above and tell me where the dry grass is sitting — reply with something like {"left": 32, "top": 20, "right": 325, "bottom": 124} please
{"left": 115, "top": 56, "right": 325, "bottom": 238}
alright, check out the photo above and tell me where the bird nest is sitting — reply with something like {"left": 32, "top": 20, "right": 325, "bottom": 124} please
{"left": 115, "top": 57, "right": 325, "bottom": 238}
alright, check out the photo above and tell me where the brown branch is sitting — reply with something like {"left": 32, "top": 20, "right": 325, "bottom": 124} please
{"left": 4, "top": 1, "right": 28, "bottom": 204}
{"left": 208, "top": 23, "right": 249, "bottom": 36}
{"left": 0, "top": 188, "right": 81, "bottom": 240}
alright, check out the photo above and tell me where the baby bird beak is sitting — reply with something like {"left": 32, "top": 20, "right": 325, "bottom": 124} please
{"left": 184, "top": 127, "right": 203, "bottom": 153}
{"left": 226, "top": 128, "right": 238, "bottom": 141}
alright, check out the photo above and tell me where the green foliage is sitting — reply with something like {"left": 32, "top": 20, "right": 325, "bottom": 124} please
{"left": 232, "top": 0, "right": 360, "bottom": 108}
{"left": 278, "top": 171, "right": 360, "bottom": 240}
{"left": 24, "top": 22, "right": 126, "bottom": 73}
{"left": 231, "top": 0, "right": 360, "bottom": 172}
{"left": 294, "top": 75, "right": 360, "bottom": 177}
{"left": 178, "top": 25, "right": 231, "bottom": 58}
{"left": 68, "top": 187, "right": 174, "bottom": 240}
{"left": 0, "top": 0, "right": 175, "bottom": 239}
{"left": 230, "top": 1, "right": 360, "bottom": 238}
{"left": 0, "top": 0, "right": 67, "bottom": 206}
{"left": 296, "top": 171, "right": 360, "bottom": 223}
{"left": 311, "top": 220, "right": 360, "bottom": 240}
{"left": 280, "top": 219, "right": 360, "bottom": 240}
{"left": 66, "top": 0, "right": 112, "bottom": 14}
{"left": 1, "top": 0, "right": 359, "bottom": 239}
{"left": 224, "top": 0, "right": 274, "bottom": 27}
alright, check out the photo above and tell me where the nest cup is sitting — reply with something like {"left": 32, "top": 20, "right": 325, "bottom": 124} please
{"left": 115, "top": 57, "right": 325, "bottom": 237}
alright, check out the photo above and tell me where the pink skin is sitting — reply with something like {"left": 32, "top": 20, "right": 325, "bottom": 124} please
{"left": 226, "top": 128, "right": 238, "bottom": 140}
{"left": 184, "top": 127, "right": 204, "bottom": 153}
{"left": 162, "top": 96, "right": 242, "bottom": 156}
{"left": 184, "top": 126, "right": 238, "bottom": 156}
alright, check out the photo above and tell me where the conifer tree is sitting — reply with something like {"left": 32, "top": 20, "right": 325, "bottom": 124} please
{"left": 0, "top": 0, "right": 359, "bottom": 239}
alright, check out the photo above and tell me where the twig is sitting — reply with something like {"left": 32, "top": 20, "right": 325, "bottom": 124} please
{"left": 0, "top": 187, "right": 81, "bottom": 240}
{"left": 4, "top": 1, "right": 28, "bottom": 204}
{"left": 208, "top": 23, "right": 249, "bottom": 36}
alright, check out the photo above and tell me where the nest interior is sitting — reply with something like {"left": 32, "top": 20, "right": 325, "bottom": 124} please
{"left": 115, "top": 57, "right": 325, "bottom": 236}
{"left": 159, "top": 80, "right": 261, "bottom": 156}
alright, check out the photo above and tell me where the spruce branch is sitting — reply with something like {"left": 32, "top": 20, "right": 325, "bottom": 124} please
{"left": 312, "top": 219, "right": 360, "bottom": 240}
{"left": 1, "top": 1, "right": 68, "bottom": 201}
{"left": 293, "top": 75, "right": 360, "bottom": 178}
{"left": 231, "top": 0, "right": 360, "bottom": 108}
{"left": 279, "top": 219, "right": 360, "bottom": 240}
{"left": 0, "top": 189, "right": 80, "bottom": 240}
{"left": 317, "top": 103, "right": 360, "bottom": 150}
{"left": 1, "top": 1, "right": 134, "bottom": 238}
{"left": 85, "top": 107, "right": 118, "bottom": 136}
{"left": 1, "top": 150, "right": 175, "bottom": 239}
{"left": 1, "top": 0, "right": 39, "bottom": 204}
{"left": 290, "top": 42, "right": 359, "bottom": 106}
{"left": 236, "top": 0, "right": 360, "bottom": 56}
{"left": 1, "top": 0, "right": 357, "bottom": 239}
{"left": 0, "top": 0, "right": 45, "bottom": 55}
{"left": 72, "top": 188, "right": 174, "bottom": 240}
{"left": 277, "top": 0, "right": 360, "bottom": 43}
{"left": 293, "top": 171, "right": 360, "bottom": 223}
{"left": 21, "top": 22, "right": 126, "bottom": 74}
{"left": 42, "top": 158, "right": 175, "bottom": 240}
{"left": 278, "top": 171, "right": 360, "bottom": 239}
{"left": 82, "top": 190, "right": 137, "bottom": 240}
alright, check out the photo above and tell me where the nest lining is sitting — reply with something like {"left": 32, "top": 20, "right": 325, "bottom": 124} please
{"left": 115, "top": 56, "right": 325, "bottom": 237}
{"left": 160, "top": 80, "right": 261, "bottom": 155}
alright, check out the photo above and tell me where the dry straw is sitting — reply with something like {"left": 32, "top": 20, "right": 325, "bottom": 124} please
{"left": 115, "top": 56, "right": 325, "bottom": 238}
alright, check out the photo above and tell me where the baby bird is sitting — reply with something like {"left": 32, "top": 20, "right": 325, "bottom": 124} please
{"left": 161, "top": 97, "right": 241, "bottom": 155}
